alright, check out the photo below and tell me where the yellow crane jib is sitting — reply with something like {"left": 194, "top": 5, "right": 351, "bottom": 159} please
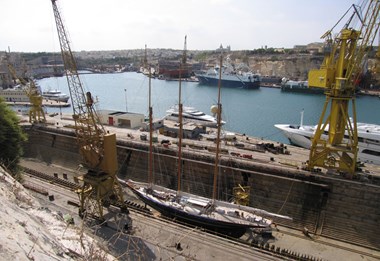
{"left": 6, "top": 55, "right": 46, "bottom": 123}
{"left": 51, "top": 0, "right": 127, "bottom": 219}
{"left": 307, "top": 1, "right": 380, "bottom": 177}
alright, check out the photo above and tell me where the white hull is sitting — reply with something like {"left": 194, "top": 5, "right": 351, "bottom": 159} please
{"left": 164, "top": 105, "right": 225, "bottom": 127}
{"left": 275, "top": 123, "right": 380, "bottom": 165}
{"left": 0, "top": 87, "right": 30, "bottom": 102}
{"left": 42, "top": 89, "right": 70, "bottom": 103}
{"left": 164, "top": 114, "right": 219, "bottom": 127}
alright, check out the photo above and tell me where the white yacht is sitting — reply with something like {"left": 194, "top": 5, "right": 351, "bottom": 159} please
{"left": 164, "top": 105, "right": 225, "bottom": 127}
{"left": 42, "top": 89, "right": 70, "bottom": 102}
{"left": 275, "top": 115, "right": 380, "bottom": 165}
{"left": 0, "top": 86, "right": 30, "bottom": 102}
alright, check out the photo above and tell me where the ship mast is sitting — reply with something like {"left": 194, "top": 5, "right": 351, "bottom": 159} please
{"left": 212, "top": 55, "right": 223, "bottom": 200}
{"left": 148, "top": 72, "right": 154, "bottom": 185}
{"left": 147, "top": 46, "right": 154, "bottom": 186}
{"left": 176, "top": 36, "right": 186, "bottom": 194}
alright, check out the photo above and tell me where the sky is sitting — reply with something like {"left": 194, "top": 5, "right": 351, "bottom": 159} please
{"left": 0, "top": 0, "right": 359, "bottom": 52}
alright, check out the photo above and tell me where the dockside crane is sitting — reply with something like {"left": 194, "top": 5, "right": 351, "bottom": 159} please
{"left": 50, "top": 0, "right": 128, "bottom": 219}
{"left": 307, "top": 0, "right": 380, "bottom": 177}
{"left": 5, "top": 54, "right": 46, "bottom": 123}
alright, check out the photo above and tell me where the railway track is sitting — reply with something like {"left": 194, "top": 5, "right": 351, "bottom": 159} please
{"left": 22, "top": 166, "right": 152, "bottom": 215}
{"left": 21, "top": 166, "right": 380, "bottom": 261}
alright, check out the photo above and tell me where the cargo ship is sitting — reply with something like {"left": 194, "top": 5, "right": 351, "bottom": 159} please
{"left": 196, "top": 64, "right": 260, "bottom": 89}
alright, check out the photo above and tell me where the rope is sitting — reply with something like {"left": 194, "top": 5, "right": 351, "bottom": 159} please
{"left": 277, "top": 180, "right": 294, "bottom": 214}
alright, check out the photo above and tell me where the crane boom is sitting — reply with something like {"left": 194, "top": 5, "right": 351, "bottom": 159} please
{"left": 51, "top": 0, "right": 127, "bottom": 219}
{"left": 307, "top": 1, "right": 380, "bottom": 176}
{"left": 5, "top": 54, "right": 46, "bottom": 123}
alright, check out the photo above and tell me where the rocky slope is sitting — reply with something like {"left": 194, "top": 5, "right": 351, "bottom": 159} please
{"left": 0, "top": 166, "right": 114, "bottom": 261}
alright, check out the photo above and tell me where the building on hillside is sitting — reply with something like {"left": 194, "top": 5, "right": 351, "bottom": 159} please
{"left": 216, "top": 44, "right": 231, "bottom": 53}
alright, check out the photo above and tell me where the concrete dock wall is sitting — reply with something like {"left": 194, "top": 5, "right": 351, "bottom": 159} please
{"left": 23, "top": 126, "right": 380, "bottom": 249}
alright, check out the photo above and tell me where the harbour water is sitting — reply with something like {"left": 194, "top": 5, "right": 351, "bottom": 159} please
{"left": 37, "top": 72, "right": 380, "bottom": 145}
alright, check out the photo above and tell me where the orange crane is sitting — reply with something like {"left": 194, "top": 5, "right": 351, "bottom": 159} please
{"left": 50, "top": 0, "right": 128, "bottom": 219}
{"left": 5, "top": 54, "right": 46, "bottom": 123}
{"left": 307, "top": 1, "right": 380, "bottom": 176}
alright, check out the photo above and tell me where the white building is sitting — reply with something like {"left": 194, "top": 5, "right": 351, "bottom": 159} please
{"left": 98, "top": 110, "right": 145, "bottom": 129}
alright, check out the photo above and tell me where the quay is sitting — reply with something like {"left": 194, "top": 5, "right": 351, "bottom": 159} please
{"left": 6, "top": 98, "right": 70, "bottom": 108}
{"left": 19, "top": 113, "right": 380, "bottom": 260}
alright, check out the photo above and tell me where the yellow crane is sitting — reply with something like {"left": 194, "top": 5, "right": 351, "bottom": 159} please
{"left": 5, "top": 54, "right": 46, "bottom": 123}
{"left": 50, "top": 0, "right": 128, "bottom": 219}
{"left": 307, "top": 1, "right": 380, "bottom": 177}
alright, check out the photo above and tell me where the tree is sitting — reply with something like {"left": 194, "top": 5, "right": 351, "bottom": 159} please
{"left": 0, "top": 98, "right": 27, "bottom": 173}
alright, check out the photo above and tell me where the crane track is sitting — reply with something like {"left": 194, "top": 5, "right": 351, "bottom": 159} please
{"left": 21, "top": 166, "right": 379, "bottom": 261}
{"left": 21, "top": 166, "right": 152, "bottom": 215}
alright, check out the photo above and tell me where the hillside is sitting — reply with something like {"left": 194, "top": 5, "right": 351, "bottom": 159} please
{"left": 0, "top": 166, "right": 114, "bottom": 260}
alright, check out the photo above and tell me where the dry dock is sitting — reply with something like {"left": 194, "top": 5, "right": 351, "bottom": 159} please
{"left": 19, "top": 114, "right": 380, "bottom": 260}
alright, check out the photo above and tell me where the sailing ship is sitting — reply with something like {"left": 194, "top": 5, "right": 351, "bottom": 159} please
{"left": 125, "top": 51, "right": 291, "bottom": 238}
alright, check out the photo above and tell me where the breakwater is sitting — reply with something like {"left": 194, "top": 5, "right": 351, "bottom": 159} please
{"left": 23, "top": 125, "right": 380, "bottom": 250}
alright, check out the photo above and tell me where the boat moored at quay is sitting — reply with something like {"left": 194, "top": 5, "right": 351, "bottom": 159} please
{"left": 42, "top": 89, "right": 70, "bottom": 102}
{"left": 0, "top": 85, "right": 30, "bottom": 102}
{"left": 275, "top": 119, "right": 380, "bottom": 165}
{"left": 281, "top": 79, "right": 325, "bottom": 94}
{"left": 196, "top": 64, "right": 261, "bottom": 89}
{"left": 164, "top": 105, "right": 225, "bottom": 127}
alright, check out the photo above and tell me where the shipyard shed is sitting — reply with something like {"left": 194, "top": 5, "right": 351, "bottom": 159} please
{"left": 163, "top": 120, "right": 206, "bottom": 139}
{"left": 98, "top": 109, "right": 144, "bottom": 129}
{"left": 141, "top": 118, "right": 165, "bottom": 131}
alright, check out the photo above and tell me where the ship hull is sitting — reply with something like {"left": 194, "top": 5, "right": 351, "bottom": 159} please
{"left": 275, "top": 123, "right": 380, "bottom": 165}
{"left": 197, "top": 75, "right": 260, "bottom": 89}
{"left": 123, "top": 180, "right": 278, "bottom": 238}
{"left": 42, "top": 95, "right": 70, "bottom": 102}
{"left": 132, "top": 188, "right": 249, "bottom": 238}
{"left": 281, "top": 80, "right": 324, "bottom": 94}
{"left": 159, "top": 69, "right": 191, "bottom": 79}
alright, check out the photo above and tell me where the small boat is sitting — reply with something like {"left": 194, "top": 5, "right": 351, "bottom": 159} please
{"left": 42, "top": 89, "right": 70, "bottom": 102}
{"left": 195, "top": 58, "right": 261, "bottom": 89}
{"left": 164, "top": 105, "right": 225, "bottom": 127}
{"left": 275, "top": 111, "right": 380, "bottom": 165}
{"left": 127, "top": 50, "right": 291, "bottom": 238}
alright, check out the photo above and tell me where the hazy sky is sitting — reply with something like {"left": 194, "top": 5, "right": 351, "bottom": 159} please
{"left": 1, "top": 0, "right": 357, "bottom": 52}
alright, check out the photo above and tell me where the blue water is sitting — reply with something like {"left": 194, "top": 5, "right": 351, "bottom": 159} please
{"left": 37, "top": 72, "right": 380, "bottom": 144}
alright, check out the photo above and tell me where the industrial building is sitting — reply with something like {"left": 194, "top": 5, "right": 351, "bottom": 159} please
{"left": 98, "top": 110, "right": 145, "bottom": 129}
